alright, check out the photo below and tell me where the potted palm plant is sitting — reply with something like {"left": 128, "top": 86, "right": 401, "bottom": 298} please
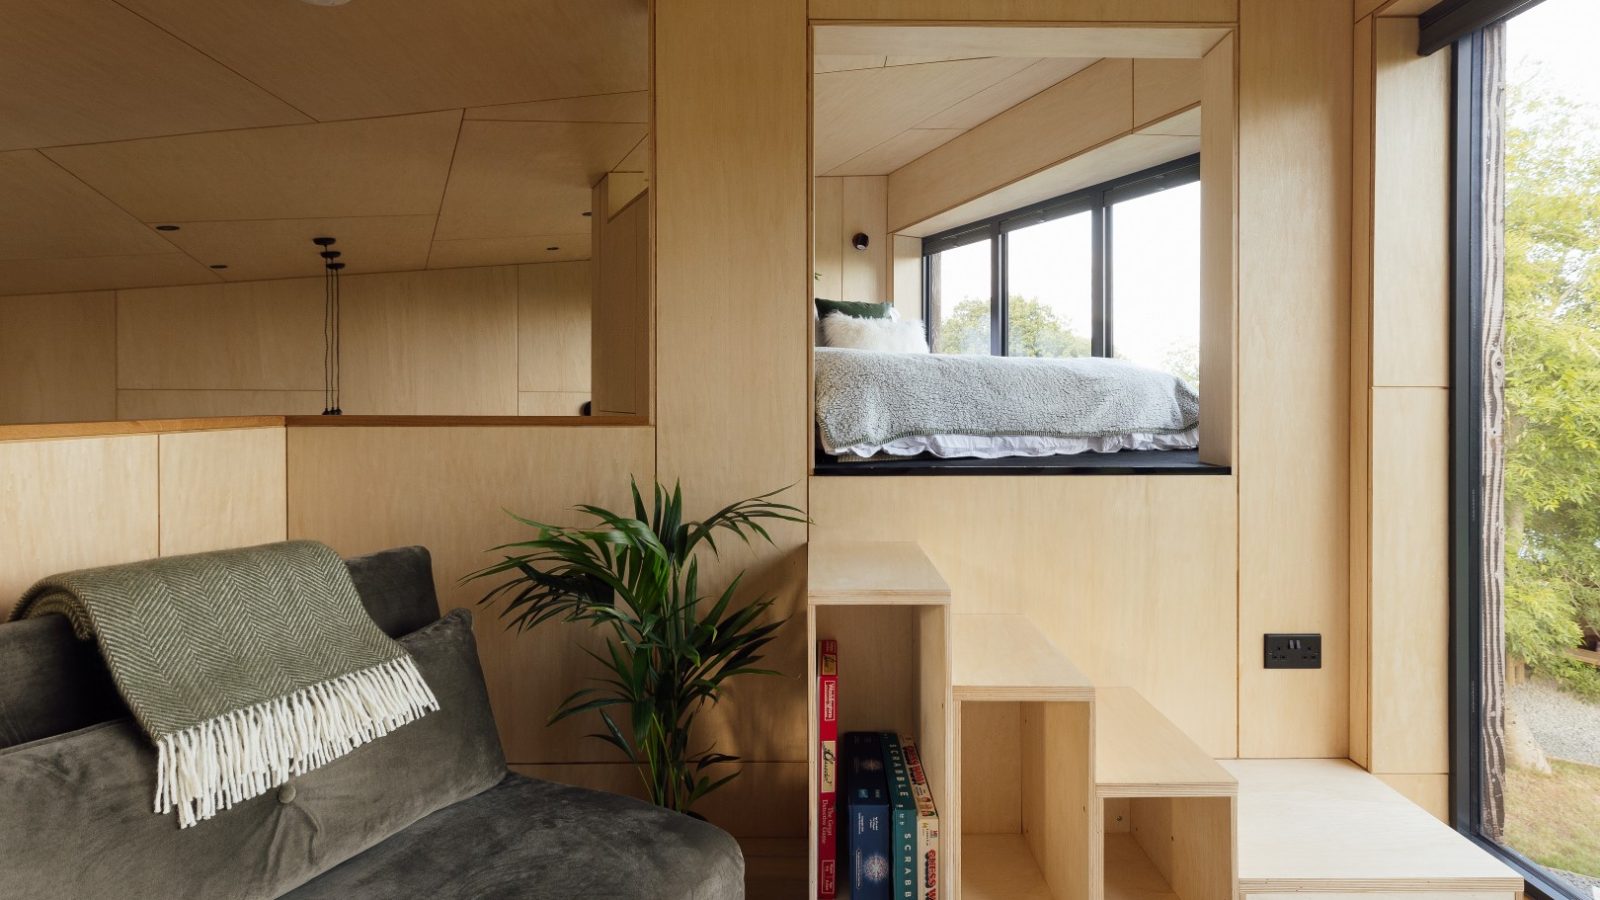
{"left": 470, "top": 480, "right": 804, "bottom": 816}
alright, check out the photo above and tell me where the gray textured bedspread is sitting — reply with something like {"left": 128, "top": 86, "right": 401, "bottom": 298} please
{"left": 814, "top": 347, "right": 1200, "bottom": 453}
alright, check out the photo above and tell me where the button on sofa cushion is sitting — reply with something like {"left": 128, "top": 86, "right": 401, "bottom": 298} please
{"left": 0, "top": 608, "right": 504, "bottom": 900}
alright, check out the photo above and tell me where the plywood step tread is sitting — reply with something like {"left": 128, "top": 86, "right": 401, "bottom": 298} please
{"left": 953, "top": 613, "right": 1094, "bottom": 702}
{"left": 1225, "top": 759, "right": 1522, "bottom": 894}
{"left": 807, "top": 541, "right": 950, "bottom": 606}
{"left": 1095, "top": 686, "right": 1236, "bottom": 797}
{"left": 962, "top": 833, "right": 1055, "bottom": 900}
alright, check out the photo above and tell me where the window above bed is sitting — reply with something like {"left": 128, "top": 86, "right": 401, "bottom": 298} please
{"left": 923, "top": 154, "right": 1201, "bottom": 386}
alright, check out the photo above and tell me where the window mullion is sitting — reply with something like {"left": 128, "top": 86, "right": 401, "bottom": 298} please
{"left": 991, "top": 222, "right": 1005, "bottom": 356}
{"left": 1091, "top": 198, "right": 1108, "bottom": 357}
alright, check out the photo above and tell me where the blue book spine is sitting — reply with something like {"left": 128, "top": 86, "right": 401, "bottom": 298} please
{"left": 881, "top": 733, "right": 918, "bottom": 900}
{"left": 842, "top": 731, "right": 891, "bottom": 900}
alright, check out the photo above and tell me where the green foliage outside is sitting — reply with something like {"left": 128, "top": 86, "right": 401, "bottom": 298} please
{"left": 1503, "top": 87, "right": 1600, "bottom": 696}
{"left": 935, "top": 295, "right": 1091, "bottom": 357}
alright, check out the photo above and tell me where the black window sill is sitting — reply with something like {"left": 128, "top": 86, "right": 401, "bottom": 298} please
{"left": 812, "top": 448, "right": 1230, "bottom": 476}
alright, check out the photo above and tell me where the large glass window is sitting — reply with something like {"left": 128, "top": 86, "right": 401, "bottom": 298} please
{"left": 1457, "top": 2, "right": 1600, "bottom": 896}
{"left": 922, "top": 155, "right": 1200, "bottom": 384}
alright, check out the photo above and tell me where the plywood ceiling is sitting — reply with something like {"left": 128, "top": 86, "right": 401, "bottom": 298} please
{"left": 814, "top": 56, "right": 1096, "bottom": 176}
{"left": 0, "top": 0, "right": 646, "bottom": 297}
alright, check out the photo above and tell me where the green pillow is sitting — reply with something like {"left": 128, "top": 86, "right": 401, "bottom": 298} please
{"left": 815, "top": 298, "right": 891, "bottom": 321}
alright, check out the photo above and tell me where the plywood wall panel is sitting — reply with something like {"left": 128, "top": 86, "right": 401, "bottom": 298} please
{"left": 888, "top": 59, "right": 1134, "bottom": 232}
{"left": 340, "top": 266, "right": 520, "bottom": 415}
{"left": 1369, "top": 388, "right": 1449, "bottom": 775}
{"left": 1198, "top": 34, "right": 1237, "bottom": 467}
{"left": 285, "top": 425, "right": 655, "bottom": 763}
{"left": 1133, "top": 59, "right": 1204, "bottom": 129}
{"left": 117, "top": 390, "right": 324, "bottom": 419}
{"left": 0, "top": 292, "right": 116, "bottom": 424}
{"left": 655, "top": 0, "right": 810, "bottom": 766}
{"left": 516, "top": 391, "right": 590, "bottom": 416}
{"left": 117, "top": 279, "right": 323, "bottom": 391}
{"left": 810, "top": 475, "right": 1239, "bottom": 758}
{"left": 814, "top": 177, "right": 844, "bottom": 302}
{"left": 1373, "top": 17, "right": 1450, "bottom": 388}
{"left": 517, "top": 261, "right": 591, "bottom": 394}
{"left": 0, "top": 435, "right": 158, "bottom": 616}
{"left": 840, "top": 176, "right": 888, "bottom": 301}
{"left": 590, "top": 188, "right": 650, "bottom": 417}
{"left": 1350, "top": 13, "right": 1376, "bottom": 769}
{"left": 158, "top": 427, "right": 287, "bottom": 556}
{"left": 1236, "top": 0, "right": 1352, "bottom": 758}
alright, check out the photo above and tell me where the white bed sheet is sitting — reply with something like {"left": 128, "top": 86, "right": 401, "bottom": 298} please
{"left": 834, "top": 428, "right": 1199, "bottom": 461}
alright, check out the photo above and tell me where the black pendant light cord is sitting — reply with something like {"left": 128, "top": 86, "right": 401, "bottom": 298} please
{"left": 313, "top": 237, "right": 343, "bottom": 415}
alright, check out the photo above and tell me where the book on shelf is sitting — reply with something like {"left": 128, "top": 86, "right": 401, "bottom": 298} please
{"left": 842, "top": 731, "right": 890, "bottom": 900}
{"left": 902, "top": 737, "right": 940, "bottom": 900}
{"left": 817, "top": 639, "right": 839, "bottom": 899}
{"left": 881, "top": 733, "right": 917, "bottom": 900}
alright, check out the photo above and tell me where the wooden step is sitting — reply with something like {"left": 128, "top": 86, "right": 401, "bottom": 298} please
{"left": 952, "top": 613, "right": 1094, "bottom": 702}
{"left": 807, "top": 540, "right": 950, "bottom": 606}
{"left": 1096, "top": 687, "right": 1236, "bottom": 798}
{"left": 1224, "top": 759, "right": 1522, "bottom": 895}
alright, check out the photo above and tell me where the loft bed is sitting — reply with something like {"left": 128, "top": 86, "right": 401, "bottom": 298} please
{"left": 811, "top": 322, "right": 1226, "bottom": 476}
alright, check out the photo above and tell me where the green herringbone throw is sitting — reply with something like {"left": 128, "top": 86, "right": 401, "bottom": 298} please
{"left": 8, "top": 540, "right": 438, "bottom": 828}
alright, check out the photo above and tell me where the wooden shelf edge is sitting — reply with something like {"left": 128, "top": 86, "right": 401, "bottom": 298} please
{"left": 0, "top": 415, "right": 285, "bottom": 442}
{"left": 954, "top": 684, "right": 1096, "bottom": 703}
{"left": 1097, "top": 782, "right": 1237, "bottom": 799}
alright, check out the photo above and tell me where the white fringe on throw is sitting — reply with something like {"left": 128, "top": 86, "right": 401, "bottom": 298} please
{"left": 154, "top": 656, "right": 439, "bottom": 828}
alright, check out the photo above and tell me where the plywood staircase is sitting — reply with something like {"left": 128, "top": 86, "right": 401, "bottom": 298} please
{"left": 804, "top": 542, "right": 1522, "bottom": 900}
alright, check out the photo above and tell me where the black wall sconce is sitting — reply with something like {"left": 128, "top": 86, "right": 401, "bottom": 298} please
{"left": 851, "top": 232, "right": 870, "bottom": 251}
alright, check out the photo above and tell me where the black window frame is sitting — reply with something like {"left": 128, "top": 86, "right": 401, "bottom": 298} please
{"left": 921, "top": 153, "right": 1201, "bottom": 359}
{"left": 1447, "top": 7, "right": 1579, "bottom": 900}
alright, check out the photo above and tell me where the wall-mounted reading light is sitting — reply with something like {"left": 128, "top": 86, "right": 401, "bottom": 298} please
{"left": 155, "top": 224, "right": 180, "bottom": 232}
{"left": 851, "top": 232, "right": 870, "bottom": 251}
{"left": 209, "top": 264, "right": 228, "bottom": 269}
{"left": 313, "top": 237, "right": 344, "bottom": 416}
{"left": 546, "top": 246, "right": 560, "bottom": 251}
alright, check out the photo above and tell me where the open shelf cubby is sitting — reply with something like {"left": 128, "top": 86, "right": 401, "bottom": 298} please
{"left": 1095, "top": 688, "right": 1236, "bottom": 900}
{"left": 954, "top": 614, "right": 1096, "bottom": 900}
{"left": 807, "top": 542, "right": 953, "bottom": 900}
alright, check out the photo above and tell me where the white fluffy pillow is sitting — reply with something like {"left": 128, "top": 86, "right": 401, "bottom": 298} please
{"left": 822, "top": 312, "right": 929, "bottom": 353}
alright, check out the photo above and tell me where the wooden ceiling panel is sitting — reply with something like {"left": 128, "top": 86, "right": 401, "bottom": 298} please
{"left": 157, "top": 216, "right": 438, "bottom": 282}
{"left": 0, "top": 253, "right": 219, "bottom": 297}
{"left": 824, "top": 129, "right": 964, "bottom": 177}
{"left": 428, "top": 234, "right": 592, "bottom": 270}
{"left": 814, "top": 25, "right": 1230, "bottom": 60}
{"left": 467, "top": 92, "right": 648, "bottom": 124}
{"left": 918, "top": 57, "right": 1098, "bottom": 130}
{"left": 115, "top": 0, "right": 647, "bottom": 121}
{"left": 0, "top": 151, "right": 173, "bottom": 261}
{"left": 43, "top": 112, "right": 463, "bottom": 223}
{"left": 814, "top": 57, "right": 1036, "bottom": 174}
{"left": 435, "top": 121, "right": 644, "bottom": 241}
{"left": 0, "top": 0, "right": 309, "bottom": 151}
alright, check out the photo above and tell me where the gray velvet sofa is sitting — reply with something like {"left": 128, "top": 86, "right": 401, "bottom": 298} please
{"left": 0, "top": 546, "right": 745, "bottom": 900}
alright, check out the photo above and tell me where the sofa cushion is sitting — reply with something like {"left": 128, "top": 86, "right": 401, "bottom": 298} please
{"left": 0, "top": 546, "right": 441, "bottom": 750}
{"left": 281, "top": 772, "right": 747, "bottom": 900}
{"left": 0, "top": 609, "right": 504, "bottom": 900}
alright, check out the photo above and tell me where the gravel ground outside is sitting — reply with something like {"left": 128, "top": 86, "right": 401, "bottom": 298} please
{"left": 1510, "top": 678, "right": 1600, "bottom": 766}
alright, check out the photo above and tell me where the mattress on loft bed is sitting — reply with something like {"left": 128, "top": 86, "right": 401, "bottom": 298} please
{"left": 814, "top": 347, "right": 1199, "bottom": 461}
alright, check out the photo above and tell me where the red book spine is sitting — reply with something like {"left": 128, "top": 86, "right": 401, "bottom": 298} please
{"left": 817, "top": 639, "right": 840, "bottom": 899}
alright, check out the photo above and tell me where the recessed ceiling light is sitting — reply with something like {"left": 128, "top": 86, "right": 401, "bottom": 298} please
{"left": 209, "top": 264, "right": 228, "bottom": 270}
{"left": 155, "top": 224, "right": 180, "bottom": 231}
{"left": 582, "top": 211, "right": 592, "bottom": 217}
{"left": 546, "top": 246, "right": 560, "bottom": 251}
{"left": 300, "top": 0, "right": 352, "bottom": 6}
